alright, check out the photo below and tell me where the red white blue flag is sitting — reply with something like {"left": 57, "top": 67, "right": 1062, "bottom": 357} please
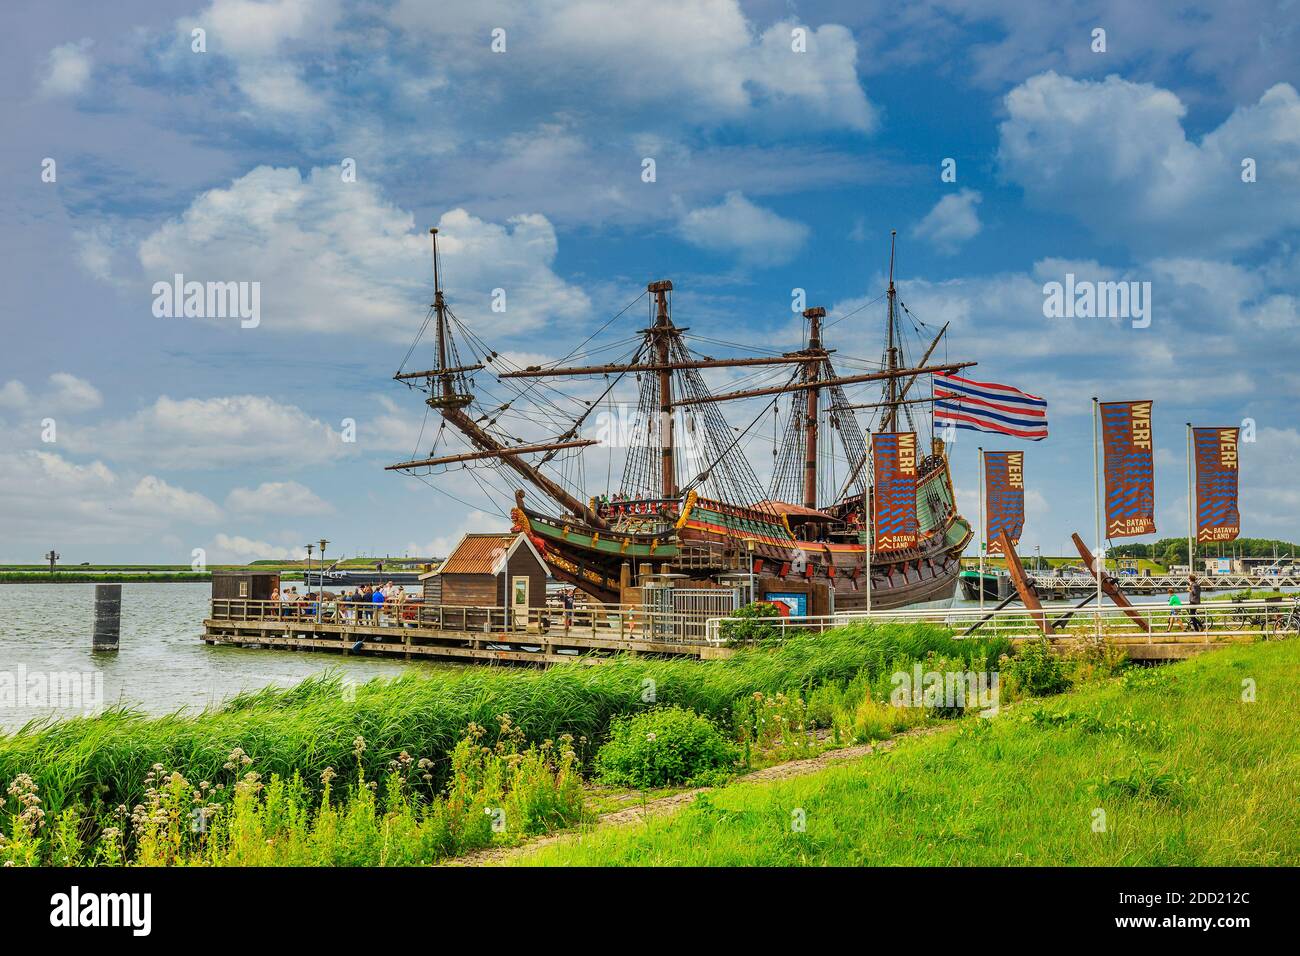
{"left": 933, "top": 372, "right": 1048, "bottom": 441}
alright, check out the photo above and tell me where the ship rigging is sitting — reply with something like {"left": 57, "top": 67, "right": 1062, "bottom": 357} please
{"left": 388, "top": 227, "right": 975, "bottom": 609}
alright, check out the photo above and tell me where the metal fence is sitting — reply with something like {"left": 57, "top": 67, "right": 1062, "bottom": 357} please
{"left": 704, "top": 599, "right": 1300, "bottom": 645}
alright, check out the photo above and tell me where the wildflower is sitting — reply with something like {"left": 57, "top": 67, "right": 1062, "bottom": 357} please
{"left": 646, "top": 732, "right": 656, "bottom": 742}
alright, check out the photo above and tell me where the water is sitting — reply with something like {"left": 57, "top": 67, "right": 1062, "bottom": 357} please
{"left": 5, "top": 580, "right": 1292, "bottom": 733}
{"left": 0, "top": 583, "right": 455, "bottom": 732}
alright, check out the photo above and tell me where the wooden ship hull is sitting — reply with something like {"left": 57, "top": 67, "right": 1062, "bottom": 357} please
{"left": 511, "top": 453, "right": 971, "bottom": 609}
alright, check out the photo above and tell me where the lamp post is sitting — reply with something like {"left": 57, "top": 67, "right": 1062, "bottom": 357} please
{"left": 317, "top": 539, "right": 329, "bottom": 623}
{"left": 305, "top": 543, "right": 315, "bottom": 615}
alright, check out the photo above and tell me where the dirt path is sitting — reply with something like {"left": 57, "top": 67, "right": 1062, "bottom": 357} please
{"left": 448, "top": 723, "right": 949, "bottom": 866}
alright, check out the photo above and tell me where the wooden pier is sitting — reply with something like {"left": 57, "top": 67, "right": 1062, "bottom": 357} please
{"left": 202, "top": 599, "right": 731, "bottom": 665}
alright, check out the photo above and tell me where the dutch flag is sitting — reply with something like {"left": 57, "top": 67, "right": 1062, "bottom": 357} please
{"left": 933, "top": 372, "right": 1048, "bottom": 440}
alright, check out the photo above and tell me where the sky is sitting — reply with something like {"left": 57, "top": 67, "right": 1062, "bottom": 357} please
{"left": 1, "top": 0, "right": 1297, "bottom": 565}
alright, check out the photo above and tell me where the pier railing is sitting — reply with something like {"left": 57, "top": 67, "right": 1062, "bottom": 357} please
{"left": 1027, "top": 572, "right": 1300, "bottom": 594}
{"left": 704, "top": 599, "right": 1299, "bottom": 645}
{"left": 208, "top": 598, "right": 722, "bottom": 645}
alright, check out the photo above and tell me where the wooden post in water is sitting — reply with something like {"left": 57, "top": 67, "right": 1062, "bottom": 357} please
{"left": 93, "top": 584, "right": 121, "bottom": 652}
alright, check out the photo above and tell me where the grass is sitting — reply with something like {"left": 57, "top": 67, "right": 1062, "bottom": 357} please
{"left": 513, "top": 638, "right": 1299, "bottom": 866}
{"left": 0, "top": 622, "right": 1008, "bottom": 821}
{"left": 0, "top": 621, "right": 1013, "bottom": 866}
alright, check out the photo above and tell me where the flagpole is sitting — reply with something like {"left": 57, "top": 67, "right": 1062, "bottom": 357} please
{"left": 866, "top": 488, "right": 873, "bottom": 617}
{"left": 1186, "top": 422, "right": 1195, "bottom": 584}
{"left": 1093, "top": 397, "right": 1103, "bottom": 638}
{"left": 864, "top": 461, "right": 873, "bottom": 617}
{"left": 978, "top": 446, "right": 985, "bottom": 613}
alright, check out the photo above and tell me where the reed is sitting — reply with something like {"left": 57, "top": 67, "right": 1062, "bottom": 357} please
{"left": 0, "top": 621, "right": 1008, "bottom": 817}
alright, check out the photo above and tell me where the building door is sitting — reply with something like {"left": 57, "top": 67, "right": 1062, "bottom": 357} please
{"left": 511, "top": 576, "right": 529, "bottom": 629}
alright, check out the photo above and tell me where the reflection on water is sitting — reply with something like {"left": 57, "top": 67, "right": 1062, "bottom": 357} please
{"left": 0, "top": 583, "right": 455, "bottom": 732}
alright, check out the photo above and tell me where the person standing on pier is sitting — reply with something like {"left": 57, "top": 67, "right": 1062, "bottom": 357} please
{"left": 1187, "top": 576, "right": 1203, "bottom": 632}
{"left": 562, "top": 588, "right": 575, "bottom": 628}
{"left": 1166, "top": 591, "right": 1183, "bottom": 631}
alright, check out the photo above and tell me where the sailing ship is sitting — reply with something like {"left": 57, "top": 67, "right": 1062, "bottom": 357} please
{"left": 387, "top": 228, "right": 974, "bottom": 610}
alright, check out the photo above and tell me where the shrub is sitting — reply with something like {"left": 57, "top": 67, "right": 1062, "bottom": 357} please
{"left": 595, "top": 707, "right": 740, "bottom": 789}
{"left": 1002, "top": 639, "right": 1070, "bottom": 697}
{"left": 719, "top": 601, "right": 786, "bottom": 645}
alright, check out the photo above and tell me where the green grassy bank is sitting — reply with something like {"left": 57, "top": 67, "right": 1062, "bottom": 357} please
{"left": 515, "top": 638, "right": 1299, "bottom": 866}
{"left": 0, "top": 623, "right": 1008, "bottom": 820}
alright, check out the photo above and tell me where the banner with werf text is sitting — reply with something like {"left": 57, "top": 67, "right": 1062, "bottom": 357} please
{"left": 984, "top": 451, "right": 1025, "bottom": 556}
{"left": 872, "top": 432, "right": 919, "bottom": 552}
{"left": 1194, "top": 426, "right": 1241, "bottom": 543}
{"left": 1100, "top": 400, "right": 1156, "bottom": 538}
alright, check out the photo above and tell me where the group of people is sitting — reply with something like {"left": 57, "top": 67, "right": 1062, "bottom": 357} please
{"left": 266, "top": 581, "right": 411, "bottom": 624}
{"left": 337, "top": 582, "right": 410, "bottom": 624}
{"left": 268, "top": 586, "right": 312, "bottom": 618}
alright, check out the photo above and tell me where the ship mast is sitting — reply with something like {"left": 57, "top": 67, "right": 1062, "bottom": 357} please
{"left": 802, "top": 306, "right": 826, "bottom": 510}
{"left": 650, "top": 280, "right": 676, "bottom": 499}
{"left": 884, "top": 229, "right": 900, "bottom": 431}
{"left": 389, "top": 228, "right": 606, "bottom": 529}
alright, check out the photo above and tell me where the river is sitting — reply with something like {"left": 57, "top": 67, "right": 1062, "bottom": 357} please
{"left": 0, "top": 582, "right": 453, "bottom": 732}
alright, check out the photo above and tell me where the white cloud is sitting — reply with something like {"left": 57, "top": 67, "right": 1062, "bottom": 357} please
{"left": 912, "top": 189, "right": 982, "bottom": 253}
{"left": 38, "top": 39, "right": 93, "bottom": 98}
{"left": 932, "top": 0, "right": 1294, "bottom": 102}
{"left": 130, "top": 475, "right": 222, "bottom": 523}
{"left": 0, "top": 451, "right": 222, "bottom": 553}
{"left": 998, "top": 73, "right": 1300, "bottom": 254}
{"left": 74, "top": 225, "right": 117, "bottom": 283}
{"left": 678, "top": 191, "right": 810, "bottom": 265}
{"left": 404, "top": 510, "right": 501, "bottom": 558}
{"left": 207, "top": 533, "right": 299, "bottom": 563}
{"left": 138, "top": 166, "right": 589, "bottom": 339}
{"left": 825, "top": 250, "right": 1293, "bottom": 426}
{"left": 181, "top": 0, "right": 342, "bottom": 114}
{"left": 1243, "top": 427, "right": 1300, "bottom": 509}
{"left": 226, "top": 480, "right": 333, "bottom": 515}
{"left": 0, "top": 374, "right": 101, "bottom": 415}
{"left": 47, "top": 373, "right": 103, "bottom": 411}
{"left": 389, "top": 1, "right": 877, "bottom": 132}
{"left": 363, "top": 395, "right": 429, "bottom": 456}
{"left": 71, "top": 394, "right": 349, "bottom": 470}
{"left": 0, "top": 381, "right": 31, "bottom": 409}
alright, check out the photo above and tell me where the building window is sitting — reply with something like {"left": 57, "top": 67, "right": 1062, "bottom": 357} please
{"left": 238, "top": 581, "right": 249, "bottom": 598}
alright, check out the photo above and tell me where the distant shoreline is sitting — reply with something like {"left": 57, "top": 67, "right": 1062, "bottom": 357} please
{"left": 0, "top": 572, "right": 305, "bottom": 584}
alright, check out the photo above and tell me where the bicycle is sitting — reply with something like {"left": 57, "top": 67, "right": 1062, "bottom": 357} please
{"left": 1279, "top": 597, "right": 1300, "bottom": 636}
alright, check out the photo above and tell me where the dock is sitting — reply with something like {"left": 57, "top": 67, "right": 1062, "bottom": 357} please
{"left": 203, "top": 599, "right": 731, "bottom": 665}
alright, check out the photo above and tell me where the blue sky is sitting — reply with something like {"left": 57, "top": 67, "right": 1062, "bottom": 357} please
{"left": 1, "top": 0, "right": 1297, "bottom": 564}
